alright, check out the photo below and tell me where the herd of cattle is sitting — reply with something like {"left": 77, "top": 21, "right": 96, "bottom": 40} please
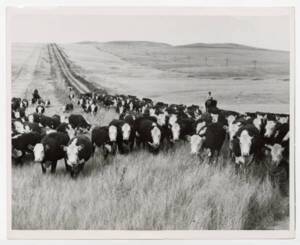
{"left": 11, "top": 87, "right": 290, "bottom": 179}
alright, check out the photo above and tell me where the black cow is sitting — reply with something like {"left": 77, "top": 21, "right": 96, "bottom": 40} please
{"left": 39, "top": 115, "right": 60, "bottom": 129}
{"left": 190, "top": 122, "right": 226, "bottom": 163}
{"left": 231, "top": 124, "right": 264, "bottom": 172}
{"left": 64, "top": 135, "right": 93, "bottom": 178}
{"left": 109, "top": 119, "right": 134, "bottom": 154}
{"left": 68, "top": 114, "right": 91, "bottom": 131}
{"left": 56, "top": 122, "right": 76, "bottom": 139}
{"left": 134, "top": 118, "right": 161, "bottom": 153}
{"left": 11, "top": 97, "right": 21, "bottom": 111}
{"left": 33, "top": 132, "right": 70, "bottom": 174}
{"left": 23, "top": 122, "right": 42, "bottom": 134}
{"left": 12, "top": 132, "right": 42, "bottom": 163}
{"left": 63, "top": 103, "right": 74, "bottom": 112}
{"left": 12, "top": 107, "right": 26, "bottom": 121}
{"left": 91, "top": 126, "right": 117, "bottom": 158}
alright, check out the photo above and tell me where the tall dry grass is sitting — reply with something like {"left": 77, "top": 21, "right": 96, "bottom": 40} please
{"left": 12, "top": 106, "right": 289, "bottom": 230}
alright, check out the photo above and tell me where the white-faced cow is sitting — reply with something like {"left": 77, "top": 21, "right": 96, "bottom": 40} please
{"left": 34, "top": 132, "right": 70, "bottom": 174}
{"left": 189, "top": 122, "right": 226, "bottom": 164}
{"left": 64, "top": 135, "right": 93, "bottom": 178}
{"left": 134, "top": 118, "right": 161, "bottom": 154}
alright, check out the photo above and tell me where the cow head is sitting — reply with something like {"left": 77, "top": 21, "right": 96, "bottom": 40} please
{"left": 253, "top": 116, "right": 263, "bottom": 132}
{"left": 66, "top": 124, "right": 75, "bottom": 139}
{"left": 277, "top": 116, "right": 289, "bottom": 124}
{"left": 156, "top": 113, "right": 166, "bottom": 126}
{"left": 122, "top": 123, "right": 131, "bottom": 141}
{"left": 239, "top": 130, "right": 253, "bottom": 157}
{"left": 171, "top": 122, "right": 180, "bottom": 142}
{"left": 64, "top": 138, "right": 85, "bottom": 167}
{"left": 264, "top": 120, "right": 277, "bottom": 138}
{"left": 109, "top": 125, "right": 117, "bottom": 142}
{"left": 228, "top": 122, "right": 241, "bottom": 142}
{"left": 34, "top": 143, "right": 47, "bottom": 162}
{"left": 169, "top": 114, "right": 178, "bottom": 126}
{"left": 190, "top": 127, "right": 207, "bottom": 155}
{"left": 91, "top": 104, "right": 97, "bottom": 113}
{"left": 211, "top": 113, "right": 219, "bottom": 123}
{"left": 226, "top": 115, "right": 237, "bottom": 126}
{"left": 24, "top": 124, "right": 31, "bottom": 133}
{"left": 14, "top": 111, "right": 20, "bottom": 119}
{"left": 13, "top": 121, "right": 25, "bottom": 134}
{"left": 265, "top": 143, "right": 285, "bottom": 167}
{"left": 149, "top": 108, "right": 156, "bottom": 117}
{"left": 28, "top": 114, "right": 34, "bottom": 123}
{"left": 149, "top": 124, "right": 161, "bottom": 148}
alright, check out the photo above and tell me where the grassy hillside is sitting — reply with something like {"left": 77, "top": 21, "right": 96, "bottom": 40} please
{"left": 95, "top": 41, "right": 289, "bottom": 79}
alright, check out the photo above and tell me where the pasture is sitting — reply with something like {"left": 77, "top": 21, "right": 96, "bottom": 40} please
{"left": 11, "top": 42, "right": 290, "bottom": 230}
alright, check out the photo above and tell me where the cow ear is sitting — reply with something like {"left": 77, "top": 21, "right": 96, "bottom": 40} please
{"left": 186, "top": 135, "right": 191, "bottom": 142}
{"left": 45, "top": 144, "right": 50, "bottom": 150}
{"left": 28, "top": 144, "right": 34, "bottom": 150}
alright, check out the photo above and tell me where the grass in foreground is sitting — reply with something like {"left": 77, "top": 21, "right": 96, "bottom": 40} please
{"left": 12, "top": 138, "right": 289, "bottom": 230}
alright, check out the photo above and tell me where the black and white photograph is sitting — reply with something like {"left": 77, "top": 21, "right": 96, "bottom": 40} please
{"left": 7, "top": 6, "right": 294, "bottom": 238}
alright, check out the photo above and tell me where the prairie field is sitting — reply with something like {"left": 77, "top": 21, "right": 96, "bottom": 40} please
{"left": 11, "top": 42, "right": 290, "bottom": 230}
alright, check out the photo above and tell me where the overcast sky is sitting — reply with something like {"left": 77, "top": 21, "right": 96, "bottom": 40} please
{"left": 8, "top": 8, "right": 291, "bottom": 51}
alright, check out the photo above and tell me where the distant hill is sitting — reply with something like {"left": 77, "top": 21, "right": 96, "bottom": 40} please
{"left": 75, "top": 40, "right": 287, "bottom": 52}
{"left": 175, "top": 42, "right": 281, "bottom": 51}
{"left": 103, "top": 41, "right": 172, "bottom": 48}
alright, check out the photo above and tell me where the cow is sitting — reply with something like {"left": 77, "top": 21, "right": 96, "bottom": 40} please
{"left": 39, "top": 115, "right": 60, "bottom": 129}
{"left": 20, "top": 99, "right": 29, "bottom": 109}
{"left": 23, "top": 122, "right": 42, "bottom": 134}
{"left": 36, "top": 105, "right": 45, "bottom": 114}
{"left": 232, "top": 124, "right": 264, "bottom": 172}
{"left": 12, "top": 120, "right": 25, "bottom": 135}
{"left": 189, "top": 122, "right": 226, "bottom": 164}
{"left": 134, "top": 118, "right": 161, "bottom": 153}
{"left": 88, "top": 103, "right": 98, "bottom": 115}
{"left": 68, "top": 114, "right": 91, "bottom": 132}
{"left": 56, "top": 123, "right": 76, "bottom": 139}
{"left": 91, "top": 126, "right": 116, "bottom": 158}
{"left": 12, "top": 107, "right": 26, "bottom": 121}
{"left": 109, "top": 119, "right": 134, "bottom": 154}
{"left": 45, "top": 99, "right": 51, "bottom": 107}
{"left": 63, "top": 103, "right": 74, "bottom": 112}
{"left": 12, "top": 132, "right": 42, "bottom": 163}
{"left": 64, "top": 135, "right": 93, "bottom": 178}
{"left": 11, "top": 97, "right": 21, "bottom": 111}
{"left": 28, "top": 113, "right": 40, "bottom": 123}
{"left": 33, "top": 132, "right": 70, "bottom": 174}
{"left": 168, "top": 118, "right": 196, "bottom": 144}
